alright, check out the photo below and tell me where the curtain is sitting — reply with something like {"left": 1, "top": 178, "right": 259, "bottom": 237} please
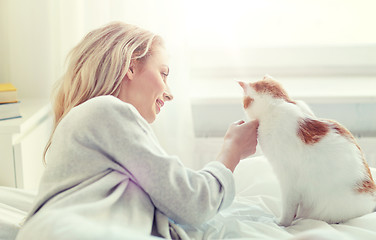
{"left": 5, "top": 0, "right": 375, "bottom": 170}
{"left": 0, "top": 0, "right": 196, "bottom": 168}
{"left": 49, "top": 0, "right": 197, "bottom": 168}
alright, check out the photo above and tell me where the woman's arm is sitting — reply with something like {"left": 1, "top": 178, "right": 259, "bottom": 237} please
{"left": 75, "top": 96, "right": 255, "bottom": 226}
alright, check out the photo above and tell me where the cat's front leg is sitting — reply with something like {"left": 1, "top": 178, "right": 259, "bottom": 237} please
{"left": 278, "top": 204, "right": 298, "bottom": 227}
{"left": 278, "top": 192, "right": 299, "bottom": 227}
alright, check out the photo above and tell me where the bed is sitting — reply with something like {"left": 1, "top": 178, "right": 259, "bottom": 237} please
{"left": 0, "top": 185, "right": 35, "bottom": 240}
{"left": 1, "top": 156, "right": 376, "bottom": 240}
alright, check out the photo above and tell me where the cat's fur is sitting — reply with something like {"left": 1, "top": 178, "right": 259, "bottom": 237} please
{"left": 239, "top": 75, "right": 376, "bottom": 227}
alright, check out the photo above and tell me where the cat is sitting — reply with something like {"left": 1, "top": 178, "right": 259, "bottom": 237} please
{"left": 238, "top": 75, "right": 376, "bottom": 227}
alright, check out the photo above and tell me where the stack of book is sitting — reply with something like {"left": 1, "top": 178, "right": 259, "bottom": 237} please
{"left": 0, "top": 83, "right": 21, "bottom": 121}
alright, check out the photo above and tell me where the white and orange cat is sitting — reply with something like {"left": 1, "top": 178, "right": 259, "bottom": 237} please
{"left": 239, "top": 75, "right": 376, "bottom": 227}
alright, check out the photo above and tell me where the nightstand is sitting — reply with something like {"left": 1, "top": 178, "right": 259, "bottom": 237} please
{"left": 0, "top": 98, "right": 52, "bottom": 190}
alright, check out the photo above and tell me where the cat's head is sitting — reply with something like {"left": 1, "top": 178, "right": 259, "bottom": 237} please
{"left": 238, "top": 75, "right": 295, "bottom": 120}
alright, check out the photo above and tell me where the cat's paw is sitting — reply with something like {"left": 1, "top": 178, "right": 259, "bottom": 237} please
{"left": 273, "top": 217, "right": 292, "bottom": 227}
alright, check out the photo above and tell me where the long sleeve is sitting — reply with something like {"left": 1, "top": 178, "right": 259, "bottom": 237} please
{"left": 61, "top": 95, "right": 235, "bottom": 226}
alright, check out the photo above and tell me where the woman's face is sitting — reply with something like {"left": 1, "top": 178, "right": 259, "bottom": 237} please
{"left": 118, "top": 46, "right": 173, "bottom": 123}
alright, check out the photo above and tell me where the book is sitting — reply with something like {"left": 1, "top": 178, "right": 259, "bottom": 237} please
{"left": 0, "top": 83, "right": 18, "bottom": 104}
{"left": 0, "top": 101, "right": 21, "bottom": 121}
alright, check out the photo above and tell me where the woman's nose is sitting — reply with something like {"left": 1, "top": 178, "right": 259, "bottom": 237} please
{"left": 163, "top": 85, "right": 173, "bottom": 101}
{"left": 163, "top": 91, "right": 173, "bottom": 101}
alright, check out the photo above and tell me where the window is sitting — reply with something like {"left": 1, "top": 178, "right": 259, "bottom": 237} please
{"left": 183, "top": 0, "right": 376, "bottom": 138}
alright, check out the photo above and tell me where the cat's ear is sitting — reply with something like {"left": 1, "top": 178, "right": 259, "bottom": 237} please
{"left": 263, "top": 74, "right": 274, "bottom": 81}
{"left": 237, "top": 80, "right": 247, "bottom": 91}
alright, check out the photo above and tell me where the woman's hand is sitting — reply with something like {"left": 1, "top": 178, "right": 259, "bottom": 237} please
{"left": 217, "top": 120, "right": 259, "bottom": 172}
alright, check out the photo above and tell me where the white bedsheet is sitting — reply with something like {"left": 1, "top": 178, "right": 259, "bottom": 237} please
{"left": 0, "top": 187, "right": 35, "bottom": 240}
{"left": 183, "top": 156, "right": 376, "bottom": 240}
{"left": 1, "top": 156, "right": 376, "bottom": 240}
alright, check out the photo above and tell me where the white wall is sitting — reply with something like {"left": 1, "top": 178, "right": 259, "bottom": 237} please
{"left": 0, "top": 0, "right": 185, "bottom": 98}
{"left": 0, "top": 1, "right": 11, "bottom": 85}
{"left": 184, "top": 0, "right": 376, "bottom": 48}
{"left": 2, "top": 0, "right": 375, "bottom": 94}
{"left": 0, "top": 0, "right": 54, "bottom": 98}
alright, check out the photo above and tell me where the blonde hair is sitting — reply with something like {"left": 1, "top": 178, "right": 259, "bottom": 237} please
{"left": 44, "top": 21, "right": 163, "bottom": 162}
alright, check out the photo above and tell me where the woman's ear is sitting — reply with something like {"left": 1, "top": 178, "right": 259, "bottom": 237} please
{"left": 126, "top": 66, "right": 135, "bottom": 80}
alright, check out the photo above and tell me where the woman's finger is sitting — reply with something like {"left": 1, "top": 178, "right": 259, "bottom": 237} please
{"left": 233, "top": 120, "right": 245, "bottom": 125}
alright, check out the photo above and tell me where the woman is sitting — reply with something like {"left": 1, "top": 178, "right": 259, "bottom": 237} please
{"left": 16, "top": 22, "right": 258, "bottom": 240}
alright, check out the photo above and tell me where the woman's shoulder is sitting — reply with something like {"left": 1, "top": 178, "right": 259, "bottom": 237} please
{"left": 61, "top": 95, "right": 147, "bottom": 129}
{"left": 79, "top": 95, "right": 134, "bottom": 112}
{"left": 75, "top": 95, "right": 141, "bottom": 119}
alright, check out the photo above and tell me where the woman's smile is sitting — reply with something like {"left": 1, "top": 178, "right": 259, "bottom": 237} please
{"left": 156, "top": 99, "right": 164, "bottom": 113}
